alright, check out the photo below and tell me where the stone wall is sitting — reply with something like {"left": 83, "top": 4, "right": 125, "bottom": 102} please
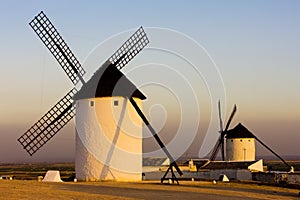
{"left": 253, "top": 172, "right": 300, "bottom": 185}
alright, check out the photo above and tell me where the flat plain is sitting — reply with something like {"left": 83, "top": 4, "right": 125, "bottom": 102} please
{"left": 0, "top": 162, "right": 300, "bottom": 199}
{"left": 0, "top": 180, "right": 299, "bottom": 200}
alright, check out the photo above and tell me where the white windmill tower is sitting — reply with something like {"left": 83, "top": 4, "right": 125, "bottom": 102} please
{"left": 225, "top": 123, "right": 256, "bottom": 162}
{"left": 18, "top": 11, "right": 183, "bottom": 182}
{"left": 73, "top": 60, "right": 147, "bottom": 181}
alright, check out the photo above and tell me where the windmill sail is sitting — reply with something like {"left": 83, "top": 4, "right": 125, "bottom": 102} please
{"left": 209, "top": 135, "right": 222, "bottom": 161}
{"left": 18, "top": 88, "right": 77, "bottom": 156}
{"left": 29, "top": 11, "right": 86, "bottom": 85}
{"left": 224, "top": 104, "right": 237, "bottom": 131}
{"left": 210, "top": 102, "right": 237, "bottom": 161}
{"left": 109, "top": 26, "right": 149, "bottom": 70}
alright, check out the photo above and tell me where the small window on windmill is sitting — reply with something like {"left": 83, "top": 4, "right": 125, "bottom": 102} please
{"left": 114, "top": 100, "right": 119, "bottom": 106}
{"left": 90, "top": 101, "right": 94, "bottom": 107}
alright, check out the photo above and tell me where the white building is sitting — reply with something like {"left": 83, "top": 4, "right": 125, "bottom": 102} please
{"left": 74, "top": 63, "right": 146, "bottom": 181}
{"left": 198, "top": 159, "right": 264, "bottom": 180}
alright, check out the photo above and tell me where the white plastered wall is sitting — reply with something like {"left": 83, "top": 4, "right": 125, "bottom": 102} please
{"left": 75, "top": 97, "right": 143, "bottom": 181}
{"left": 226, "top": 138, "right": 255, "bottom": 162}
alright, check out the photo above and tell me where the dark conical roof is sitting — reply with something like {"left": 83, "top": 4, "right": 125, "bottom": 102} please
{"left": 225, "top": 123, "right": 255, "bottom": 139}
{"left": 73, "top": 61, "right": 146, "bottom": 100}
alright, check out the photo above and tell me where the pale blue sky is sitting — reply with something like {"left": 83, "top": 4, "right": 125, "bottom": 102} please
{"left": 0, "top": 1, "right": 299, "bottom": 162}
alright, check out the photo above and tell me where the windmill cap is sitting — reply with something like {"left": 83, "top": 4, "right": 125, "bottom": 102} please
{"left": 73, "top": 62, "right": 146, "bottom": 100}
{"left": 225, "top": 123, "right": 255, "bottom": 139}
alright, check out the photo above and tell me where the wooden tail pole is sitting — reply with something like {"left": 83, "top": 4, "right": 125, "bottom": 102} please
{"left": 129, "top": 97, "right": 183, "bottom": 182}
{"left": 255, "top": 136, "right": 291, "bottom": 169}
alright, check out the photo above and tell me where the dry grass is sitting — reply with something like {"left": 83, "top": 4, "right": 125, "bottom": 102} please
{"left": 0, "top": 163, "right": 75, "bottom": 180}
{"left": 0, "top": 180, "right": 131, "bottom": 200}
{"left": 0, "top": 180, "right": 299, "bottom": 200}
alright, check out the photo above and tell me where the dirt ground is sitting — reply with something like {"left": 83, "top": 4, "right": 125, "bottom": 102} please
{"left": 0, "top": 180, "right": 299, "bottom": 200}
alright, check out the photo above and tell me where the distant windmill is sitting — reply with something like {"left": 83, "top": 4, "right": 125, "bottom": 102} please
{"left": 18, "top": 11, "right": 183, "bottom": 182}
{"left": 209, "top": 100, "right": 293, "bottom": 172}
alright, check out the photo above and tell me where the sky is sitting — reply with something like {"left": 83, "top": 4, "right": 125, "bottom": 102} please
{"left": 0, "top": 0, "right": 300, "bottom": 163}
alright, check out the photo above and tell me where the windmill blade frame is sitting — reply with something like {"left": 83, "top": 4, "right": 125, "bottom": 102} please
{"left": 19, "top": 11, "right": 86, "bottom": 157}
{"left": 224, "top": 104, "right": 237, "bottom": 131}
{"left": 218, "top": 100, "right": 223, "bottom": 132}
{"left": 210, "top": 135, "right": 222, "bottom": 161}
{"left": 220, "top": 136, "right": 225, "bottom": 161}
{"left": 29, "top": 11, "right": 86, "bottom": 85}
{"left": 109, "top": 26, "right": 149, "bottom": 70}
{"left": 18, "top": 88, "right": 77, "bottom": 156}
{"left": 210, "top": 102, "right": 237, "bottom": 161}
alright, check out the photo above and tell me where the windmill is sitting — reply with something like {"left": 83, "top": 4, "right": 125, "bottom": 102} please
{"left": 18, "top": 11, "right": 183, "bottom": 182}
{"left": 210, "top": 100, "right": 236, "bottom": 161}
{"left": 209, "top": 100, "right": 293, "bottom": 172}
